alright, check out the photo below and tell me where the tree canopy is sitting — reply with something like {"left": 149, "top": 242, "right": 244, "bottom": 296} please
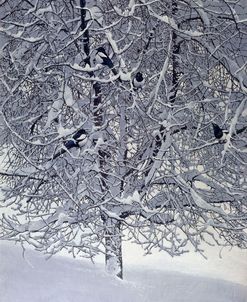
{"left": 0, "top": 0, "right": 247, "bottom": 278}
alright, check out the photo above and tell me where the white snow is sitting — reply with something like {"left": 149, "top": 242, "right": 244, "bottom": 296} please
{"left": 188, "top": 0, "right": 210, "bottom": 27}
{"left": 105, "top": 256, "right": 121, "bottom": 277}
{"left": 242, "top": 107, "right": 247, "bottom": 117}
{"left": 190, "top": 187, "right": 226, "bottom": 215}
{"left": 64, "top": 85, "right": 75, "bottom": 107}
{"left": 57, "top": 125, "right": 74, "bottom": 137}
{"left": 120, "top": 190, "right": 140, "bottom": 205}
{"left": 35, "top": 5, "right": 53, "bottom": 16}
{"left": 44, "top": 99, "right": 63, "bottom": 130}
{"left": 0, "top": 242, "right": 246, "bottom": 302}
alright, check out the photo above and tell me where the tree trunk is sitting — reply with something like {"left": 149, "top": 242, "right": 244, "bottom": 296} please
{"left": 170, "top": 0, "right": 180, "bottom": 103}
{"left": 105, "top": 218, "right": 123, "bottom": 279}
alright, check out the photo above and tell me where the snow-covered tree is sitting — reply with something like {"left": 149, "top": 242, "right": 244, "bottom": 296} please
{"left": 0, "top": 0, "right": 247, "bottom": 279}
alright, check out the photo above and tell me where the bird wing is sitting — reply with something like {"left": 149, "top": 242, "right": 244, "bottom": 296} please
{"left": 98, "top": 51, "right": 108, "bottom": 58}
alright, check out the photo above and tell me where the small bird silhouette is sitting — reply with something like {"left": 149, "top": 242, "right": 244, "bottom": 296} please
{"left": 52, "top": 128, "right": 87, "bottom": 159}
{"left": 133, "top": 72, "right": 145, "bottom": 89}
{"left": 95, "top": 47, "right": 113, "bottom": 67}
{"left": 212, "top": 123, "right": 228, "bottom": 141}
{"left": 94, "top": 47, "right": 121, "bottom": 81}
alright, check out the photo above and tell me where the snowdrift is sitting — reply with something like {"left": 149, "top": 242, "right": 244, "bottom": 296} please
{"left": 0, "top": 242, "right": 246, "bottom": 302}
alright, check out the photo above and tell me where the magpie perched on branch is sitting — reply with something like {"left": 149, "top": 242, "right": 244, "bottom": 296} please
{"left": 212, "top": 123, "right": 228, "bottom": 141}
{"left": 94, "top": 47, "right": 121, "bottom": 81}
{"left": 132, "top": 72, "right": 145, "bottom": 89}
{"left": 52, "top": 128, "right": 88, "bottom": 159}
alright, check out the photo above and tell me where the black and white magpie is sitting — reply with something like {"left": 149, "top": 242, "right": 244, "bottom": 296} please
{"left": 94, "top": 47, "right": 120, "bottom": 80}
{"left": 95, "top": 47, "right": 113, "bottom": 67}
{"left": 132, "top": 72, "right": 145, "bottom": 89}
{"left": 212, "top": 123, "right": 228, "bottom": 141}
{"left": 53, "top": 128, "right": 87, "bottom": 159}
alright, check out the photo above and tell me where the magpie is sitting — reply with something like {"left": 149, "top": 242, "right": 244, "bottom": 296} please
{"left": 132, "top": 72, "right": 145, "bottom": 89}
{"left": 212, "top": 123, "right": 228, "bottom": 141}
{"left": 52, "top": 128, "right": 88, "bottom": 159}
{"left": 95, "top": 47, "right": 112, "bottom": 66}
{"left": 94, "top": 47, "right": 120, "bottom": 80}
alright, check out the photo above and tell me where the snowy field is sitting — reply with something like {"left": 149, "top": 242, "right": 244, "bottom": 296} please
{"left": 1, "top": 242, "right": 247, "bottom": 302}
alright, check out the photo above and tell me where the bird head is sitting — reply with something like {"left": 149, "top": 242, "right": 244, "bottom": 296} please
{"left": 212, "top": 123, "right": 224, "bottom": 139}
{"left": 96, "top": 47, "right": 107, "bottom": 56}
{"left": 212, "top": 122, "right": 221, "bottom": 130}
{"left": 135, "top": 72, "right": 143, "bottom": 82}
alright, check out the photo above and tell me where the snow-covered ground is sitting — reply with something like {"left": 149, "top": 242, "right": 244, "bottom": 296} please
{"left": 0, "top": 242, "right": 246, "bottom": 302}
{"left": 122, "top": 240, "right": 247, "bottom": 286}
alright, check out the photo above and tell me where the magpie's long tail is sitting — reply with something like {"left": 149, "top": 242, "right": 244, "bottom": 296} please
{"left": 111, "top": 67, "right": 122, "bottom": 82}
{"left": 104, "top": 58, "right": 122, "bottom": 82}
